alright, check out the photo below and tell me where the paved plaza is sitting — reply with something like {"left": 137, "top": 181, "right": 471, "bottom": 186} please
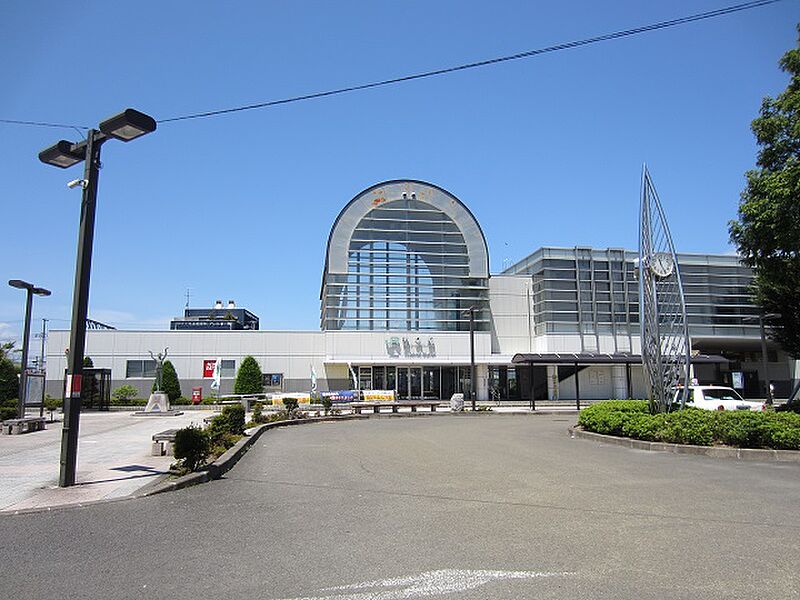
{"left": 1, "top": 414, "right": 798, "bottom": 599}
{"left": 0, "top": 409, "right": 214, "bottom": 511}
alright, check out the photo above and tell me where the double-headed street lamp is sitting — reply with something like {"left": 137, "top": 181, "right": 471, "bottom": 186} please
{"left": 39, "top": 108, "right": 156, "bottom": 487}
{"left": 8, "top": 280, "right": 51, "bottom": 418}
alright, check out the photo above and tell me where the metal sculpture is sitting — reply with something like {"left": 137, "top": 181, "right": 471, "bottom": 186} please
{"left": 638, "top": 167, "right": 691, "bottom": 413}
{"left": 148, "top": 348, "right": 169, "bottom": 392}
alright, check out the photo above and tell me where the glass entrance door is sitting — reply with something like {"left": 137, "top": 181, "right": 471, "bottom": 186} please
{"left": 396, "top": 367, "right": 423, "bottom": 399}
{"left": 397, "top": 368, "right": 409, "bottom": 399}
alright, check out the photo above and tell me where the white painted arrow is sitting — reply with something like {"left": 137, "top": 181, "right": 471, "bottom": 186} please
{"left": 275, "top": 568, "right": 575, "bottom": 600}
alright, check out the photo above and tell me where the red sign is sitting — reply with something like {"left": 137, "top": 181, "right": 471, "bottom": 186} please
{"left": 191, "top": 387, "right": 202, "bottom": 404}
{"left": 203, "top": 360, "right": 216, "bottom": 378}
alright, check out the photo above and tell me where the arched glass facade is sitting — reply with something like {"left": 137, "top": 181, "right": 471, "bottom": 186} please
{"left": 321, "top": 181, "right": 489, "bottom": 331}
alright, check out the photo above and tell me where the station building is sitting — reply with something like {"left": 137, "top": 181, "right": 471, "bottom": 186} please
{"left": 46, "top": 180, "right": 798, "bottom": 402}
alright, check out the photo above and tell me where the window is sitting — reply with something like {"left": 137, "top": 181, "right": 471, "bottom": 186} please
{"left": 221, "top": 360, "right": 236, "bottom": 378}
{"left": 263, "top": 373, "right": 283, "bottom": 388}
{"left": 126, "top": 360, "right": 156, "bottom": 378}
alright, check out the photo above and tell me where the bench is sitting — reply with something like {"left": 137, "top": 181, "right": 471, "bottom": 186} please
{"left": 1, "top": 417, "right": 47, "bottom": 435}
{"left": 151, "top": 428, "right": 178, "bottom": 456}
{"left": 350, "top": 401, "right": 441, "bottom": 415}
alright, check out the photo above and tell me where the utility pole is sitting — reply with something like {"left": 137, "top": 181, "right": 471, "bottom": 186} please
{"left": 39, "top": 319, "right": 48, "bottom": 417}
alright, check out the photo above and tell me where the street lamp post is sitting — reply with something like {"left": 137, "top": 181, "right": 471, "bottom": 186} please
{"left": 463, "top": 306, "right": 477, "bottom": 411}
{"left": 8, "top": 280, "right": 51, "bottom": 418}
{"left": 39, "top": 108, "right": 156, "bottom": 487}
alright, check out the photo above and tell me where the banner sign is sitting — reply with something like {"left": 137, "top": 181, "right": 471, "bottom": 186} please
{"left": 321, "top": 390, "right": 356, "bottom": 403}
{"left": 203, "top": 360, "right": 216, "bottom": 378}
{"left": 362, "top": 390, "right": 396, "bottom": 401}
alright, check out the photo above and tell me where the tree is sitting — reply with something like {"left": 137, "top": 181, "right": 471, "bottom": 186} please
{"left": 0, "top": 341, "right": 16, "bottom": 361}
{"left": 152, "top": 360, "right": 182, "bottom": 402}
{"left": 83, "top": 356, "right": 94, "bottom": 367}
{"left": 234, "top": 355, "right": 263, "bottom": 395}
{"left": 730, "top": 27, "right": 800, "bottom": 358}
{"left": 0, "top": 357, "right": 17, "bottom": 403}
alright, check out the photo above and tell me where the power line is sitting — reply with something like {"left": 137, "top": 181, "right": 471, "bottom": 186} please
{"left": 0, "top": 118, "right": 88, "bottom": 130}
{"left": 157, "top": 0, "right": 784, "bottom": 124}
{"left": 0, "top": 0, "right": 785, "bottom": 130}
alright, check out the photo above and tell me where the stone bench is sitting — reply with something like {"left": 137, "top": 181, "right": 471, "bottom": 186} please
{"left": 1, "top": 417, "right": 47, "bottom": 435}
{"left": 350, "top": 401, "right": 441, "bottom": 414}
{"left": 151, "top": 429, "right": 178, "bottom": 456}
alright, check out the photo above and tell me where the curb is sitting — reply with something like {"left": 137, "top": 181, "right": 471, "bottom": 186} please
{"left": 569, "top": 426, "right": 800, "bottom": 462}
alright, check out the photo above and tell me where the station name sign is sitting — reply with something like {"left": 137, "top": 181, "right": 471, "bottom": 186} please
{"left": 385, "top": 336, "right": 436, "bottom": 358}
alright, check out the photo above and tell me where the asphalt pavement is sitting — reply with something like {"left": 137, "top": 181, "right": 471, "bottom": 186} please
{"left": 1, "top": 414, "right": 798, "bottom": 599}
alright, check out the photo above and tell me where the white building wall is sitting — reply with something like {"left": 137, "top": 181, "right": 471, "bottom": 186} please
{"left": 488, "top": 275, "right": 533, "bottom": 355}
{"left": 46, "top": 328, "right": 497, "bottom": 398}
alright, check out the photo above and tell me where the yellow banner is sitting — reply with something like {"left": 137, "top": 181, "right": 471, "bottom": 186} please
{"left": 362, "top": 390, "right": 396, "bottom": 401}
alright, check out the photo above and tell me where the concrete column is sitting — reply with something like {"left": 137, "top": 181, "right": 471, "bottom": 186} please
{"left": 547, "top": 365, "right": 559, "bottom": 400}
{"left": 477, "top": 364, "right": 489, "bottom": 401}
{"left": 612, "top": 364, "right": 627, "bottom": 399}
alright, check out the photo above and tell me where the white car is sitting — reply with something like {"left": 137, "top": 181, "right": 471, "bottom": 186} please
{"left": 672, "top": 386, "right": 766, "bottom": 412}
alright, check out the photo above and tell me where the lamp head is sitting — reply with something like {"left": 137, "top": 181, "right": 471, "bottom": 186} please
{"left": 39, "top": 140, "right": 85, "bottom": 169}
{"left": 8, "top": 279, "right": 32, "bottom": 291}
{"left": 99, "top": 108, "right": 156, "bottom": 142}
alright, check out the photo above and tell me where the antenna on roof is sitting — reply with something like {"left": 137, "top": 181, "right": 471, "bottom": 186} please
{"left": 185, "top": 288, "right": 191, "bottom": 308}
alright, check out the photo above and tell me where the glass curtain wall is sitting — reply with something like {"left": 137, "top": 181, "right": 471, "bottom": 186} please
{"left": 323, "top": 196, "right": 489, "bottom": 331}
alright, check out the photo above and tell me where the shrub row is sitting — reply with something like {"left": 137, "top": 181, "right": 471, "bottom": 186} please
{"left": 578, "top": 401, "right": 800, "bottom": 450}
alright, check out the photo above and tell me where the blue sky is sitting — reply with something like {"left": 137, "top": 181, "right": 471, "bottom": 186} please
{"left": 1, "top": 0, "right": 797, "bottom": 348}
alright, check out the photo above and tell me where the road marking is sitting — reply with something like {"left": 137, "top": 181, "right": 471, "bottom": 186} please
{"left": 274, "top": 569, "right": 574, "bottom": 600}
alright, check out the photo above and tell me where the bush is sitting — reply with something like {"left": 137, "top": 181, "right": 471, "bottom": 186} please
{"left": 174, "top": 426, "right": 209, "bottom": 471}
{"left": 251, "top": 402, "right": 267, "bottom": 424}
{"left": 172, "top": 396, "right": 191, "bottom": 405}
{"left": 283, "top": 398, "right": 299, "bottom": 414}
{"left": 577, "top": 400, "right": 648, "bottom": 436}
{"left": 44, "top": 396, "right": 62, "bottom": 413}
{"left": 621, "top": 413, "right": 665, "bottom": 441}
{"left": 234, "top": 356, "right": 263, "bottom": 395}
{"left": 658, "top": 410, "right": 714, "bottom": 446}
{"left": 321, "top": 394, "right": 332, "bottom": 414}
{"left": 221, "top": 403, "right": 245, "bottom": 435}
{"left": 112, "top": 385, "right": 139, "bottom": 403}
{"left": 205, "top": 404, "right": 245, "bottom": 454}
{"left": 580, "top": 400, "right": 800, "bottom": 450}
{"left": 0, "top": 398, "right": 17, "bottom": 421}
{"left": 110, "top": 396, "right": 147, "bottom": 406}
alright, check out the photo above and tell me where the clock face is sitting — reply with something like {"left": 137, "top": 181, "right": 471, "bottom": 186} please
{"left": 649, "top": 252, "right": 674, "bottom": 278}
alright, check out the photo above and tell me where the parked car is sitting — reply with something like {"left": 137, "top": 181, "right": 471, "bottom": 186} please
{"left": 672, "top": 386, "right": 766, "bottom": 412}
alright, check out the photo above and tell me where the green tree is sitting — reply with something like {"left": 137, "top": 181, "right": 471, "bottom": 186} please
{"left": 234, "top": 355, "right": 263, "bottom": 395}
{"left": 0, "top": 358, "right": 18, "bottom": 403}
{"left": 730, "top": 27, "right": 800, "bottom": 358}
{"left": 0, "top": 341, "right": 17, "bottom": 361}
{"left": 152, "top": 360, "right": 182, "bottom": 402}
{"left": 83, "top": 356, "right": 94, "bottom": 367}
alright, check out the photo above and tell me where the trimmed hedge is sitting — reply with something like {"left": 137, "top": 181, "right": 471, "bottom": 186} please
{"left": 578, "top": 400, "right": 800, "bottom": 450}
